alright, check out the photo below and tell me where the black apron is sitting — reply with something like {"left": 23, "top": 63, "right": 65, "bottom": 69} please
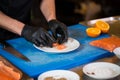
{"left": 0, "top": 0, "right": 48, "bottom": 41}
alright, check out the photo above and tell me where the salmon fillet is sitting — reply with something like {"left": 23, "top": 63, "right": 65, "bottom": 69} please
{"left": 53, "top": 43, "right": 66, "bottom": 50}
{"left": 0, "top": 61, "right": 21, "bottom": 80}
{"left": 90, "top": 36, "right": 120, "bottom": 52}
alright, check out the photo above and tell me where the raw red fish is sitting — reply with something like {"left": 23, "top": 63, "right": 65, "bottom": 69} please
{"left": 90, "top": 36, "right": 120, "bottom": 52}
{"left": 0, "top": 61, "right": 21, "bottom": 80}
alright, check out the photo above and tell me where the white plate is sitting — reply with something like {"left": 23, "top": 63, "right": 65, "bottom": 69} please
{"left": 34, "top": 37, "right": 80, "bottom": 53}
{"left": 38, "top": 70, "right": 80, "bottom": 80}
{"left": 113, "top": 47, "right": 120, "bottom": 59}
{"left": 83, "top": 62, "right": 120, "bottom": 79}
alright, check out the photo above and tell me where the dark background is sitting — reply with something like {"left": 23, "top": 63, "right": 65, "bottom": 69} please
{"left": 55, "top": 0, "right": 120, "bottom": 26}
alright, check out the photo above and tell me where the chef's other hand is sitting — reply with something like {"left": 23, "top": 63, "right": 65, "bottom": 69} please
{"left": 21, "top": 25, "right": 55, "bottom": 47}
{"left": 48, "top": 20, "right": 68, "bottom": 44}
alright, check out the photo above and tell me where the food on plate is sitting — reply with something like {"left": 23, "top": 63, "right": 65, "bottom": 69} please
{"left": 93, "top": 68, "right": 115, "bottom": 77}
{"left": 53, "top": 43, "right": 59, "bottom": 47}
{"left": 53, "top": 43, "right": 66, "bottom": 50}
{"left": 83, "top": 62, "right": 120, "bottom": 79}
{"left": 90, "top": 36, "right": 120, "bottom": 52}
{"left": 44, "top": 76, "right": 53, "bottom": 80}
{"left": 95, "top": 20, "right": 110, "bottom": 33}
{"left": 86, "top": 27, "right": 101, "bottom": 37}
{"left": 56, "top": 44, "right": 66, "bottom": 50}
{"left": 34, "top": 37, "right": 80, "bottom": 53}
{"left": 0, "top": 61, "right": 21, "bottom": 80}
{"left": 44, "top": 76, "right": 67, "bottom": 80}
{"left": 86, "top": 67, "right": 116, "bottom": 78}
{"left": 86, "top": 72, "right": 95, "bottom": 75}
{"left": 38, "top": 70, "right": 80, "bottom": 80}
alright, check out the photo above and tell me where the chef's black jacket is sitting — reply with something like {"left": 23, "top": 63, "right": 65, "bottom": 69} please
{"left": 0, "top": 0, "right": 48, "bottom": 40}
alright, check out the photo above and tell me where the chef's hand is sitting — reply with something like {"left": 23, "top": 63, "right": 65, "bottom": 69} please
{"left": 21, "top": 25, "right": 55, "bottom": 47}
{"left": 48, "top": 20, "right": 68, "bottom": 44}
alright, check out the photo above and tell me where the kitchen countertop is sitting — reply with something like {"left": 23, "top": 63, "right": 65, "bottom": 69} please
{"left": 75, "top": 16, "right": 120, "bottom": 80}
{"left": 1, "top": 16, "right": 120, "bottom": 80}
{"left": 70, "top": 56, "right": 120, "bottom": 80}
{"left": 32, "top": 56, "right": 120, "bottom": 80}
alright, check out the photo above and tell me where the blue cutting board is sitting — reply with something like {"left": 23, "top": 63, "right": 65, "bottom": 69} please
{"left": 0, "top": 24, "right": 114, "bottom": 78}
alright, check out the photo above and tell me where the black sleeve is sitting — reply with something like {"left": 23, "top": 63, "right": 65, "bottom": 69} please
{"left": 0, "top": 0, "right": 8, "bottom": 12}
{"left": 0, "top": 1, "right": 2, "bottom": 10}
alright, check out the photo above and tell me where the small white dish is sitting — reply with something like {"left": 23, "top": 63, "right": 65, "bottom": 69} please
{"left": 38, "top": 70, "right": 80, "bottom": 80}
{"left": 113, "top": 47, "right": 120, "bottom": 59}
{"left": 83, "top": 62, "right": 120, "bottom": 79}
{"left": 34, "top": 37, "right": 80, "bottom": 53}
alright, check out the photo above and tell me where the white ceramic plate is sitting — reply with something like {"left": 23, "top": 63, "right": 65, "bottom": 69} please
{"left": 113, "top": 47, "right": 120, "bottom": 59}
{"left": 38, "top": 70, "right": 80, "bottom": 80}
{"left": 34, "top": 37, "right": 80, "bottom": 53}
{"left": 83, "top": 62, "right": 120, "bottom": 79}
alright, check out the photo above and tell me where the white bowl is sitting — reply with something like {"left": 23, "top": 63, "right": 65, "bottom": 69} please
{"left": 83, "top": 62, "right": 120, "bottom": 79}
{"left": 38, "top": 70, "right": 80, "bottom": 80}
{"left": 113, "top": 47, "right": 120, "bottom": 59}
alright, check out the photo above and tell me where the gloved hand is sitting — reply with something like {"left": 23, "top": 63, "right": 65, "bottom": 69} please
{"left": 21, "top": 25, "right": 55, "bottom": 47}
{"left": 48, "top": 20, "right": 68, "bottom": 44}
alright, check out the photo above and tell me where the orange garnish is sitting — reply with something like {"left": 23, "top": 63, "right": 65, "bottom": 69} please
{"left": 95, "top": 20, "right": 110, "bottom": 33}
{"left": 86, "top": 27, "right": 101, "bottom": 37}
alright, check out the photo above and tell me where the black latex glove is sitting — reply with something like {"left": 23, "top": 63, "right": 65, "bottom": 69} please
{"left": 21, "top": 25, "right": 55, "bottom": 47}
{"left": 48, "top": 20, "right": 68, "bottom": 44}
